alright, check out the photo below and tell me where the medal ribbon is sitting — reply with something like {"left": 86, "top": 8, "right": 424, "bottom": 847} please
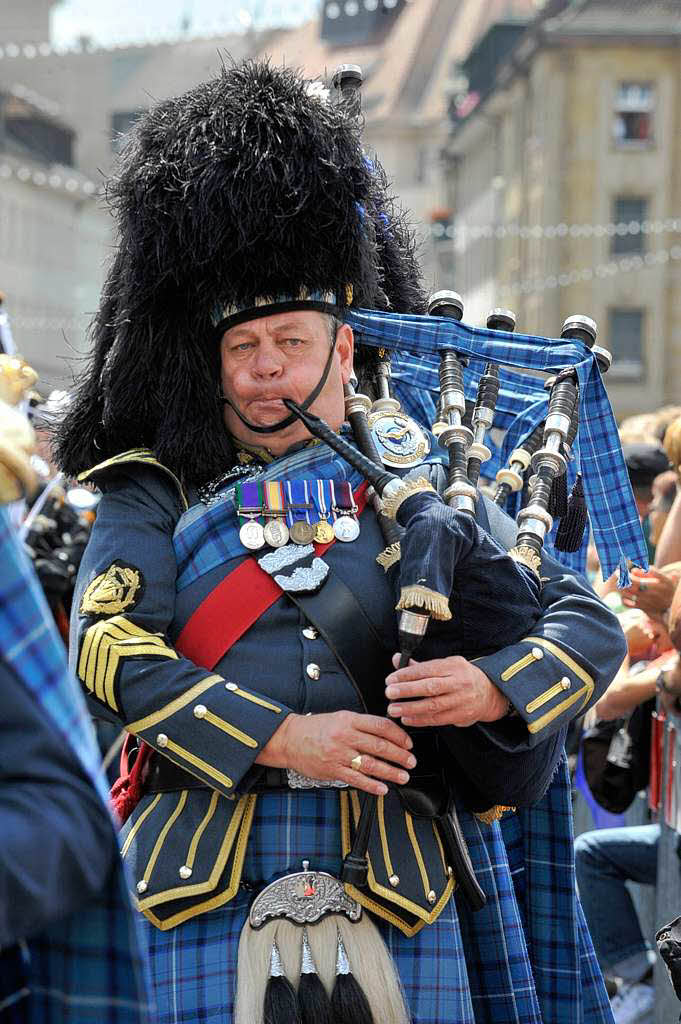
{"left": 335, "top": 480, "right": 357, "bottom": 517}
{"left": 236, "top": 481, "right": 263, "bottom": 525}
{"left": 315, "top": 479, "right": 331, "bottom": 524}
{"left": 263, "top": 480, "right": 285, "bottom": 520}
{"left": 285, "top": 479, "right": 313, "bottom": 528}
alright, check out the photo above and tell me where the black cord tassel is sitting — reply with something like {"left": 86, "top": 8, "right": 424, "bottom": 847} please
{"left": 298, "top": 928, "right": 333, "bottom": 1024}
{"left": 548, "top": 469, "right": 568, "bottom": 520}
{"left": 264, "top": 939, "right": 302, "bottom": 1024}
{"left": 330, "top": 930, "right": 375, "bottom": 1024}
{"left": 555, "top": 473, "right": 588, "bottom": 552}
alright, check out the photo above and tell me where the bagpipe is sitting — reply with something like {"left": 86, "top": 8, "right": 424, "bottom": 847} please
{"left": 280, "top": 65, "right": 642, "bottom": 911}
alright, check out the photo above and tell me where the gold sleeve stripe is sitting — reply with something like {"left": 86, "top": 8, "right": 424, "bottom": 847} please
{"left": 127, "top": 674, "right": 223, "bottom": 733}
{"left": 404, "top": 810, "right": 432, "bottom": 902}
{"left": 526, "top": 679, "right": 571, "bottom": 714}
{"left": 121, "top": 792, "right": 162, "bottom": 858}
{"left": 527, "top": 684, "right": 591, "bottom": 734}
{"left": 376, "top": 795, "right": 396, "bottom": 881}
{"left": 521, "top": 636, "right": 595, "bottom": 690}
{"left": 202, "top": 710, "right": 258, "bottom": 749}
{"left": 79, "top": 617, "right": 178, "bottom": 711}
{"left": 501, "top": 649, "right": 541, "bottom": 681}
{"left": 185, "top": 791, "right": 220, "bottom": 871}
{"left": 142, "top": 789, "right": 188, "bottom": 886}
{"left": 160, "top": 738, "right": 233, "bottom": 791}
{"left": 228, "top": 686, "right": 281, "bottom": 714}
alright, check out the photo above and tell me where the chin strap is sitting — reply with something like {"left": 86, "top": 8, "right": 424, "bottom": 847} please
{"left": 222, "top": 337, "right": 337, "bottom": 434}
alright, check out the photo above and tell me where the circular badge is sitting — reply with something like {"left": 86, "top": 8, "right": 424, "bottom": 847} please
{"left": 239, "top": 520, "right": 265, "bottom": 550}
{"left": 290, "top": 521, "right": 316, "bottom": 545}
{"left": 263, "top": 520, "right": 290, "bottom": 548}
{"left": 367, "top": 411, "right": 430, "bottom": 468}
{"left": 333, "top": 515, "right": 360, "bottom": 542}
{"left": 313, "top": 520, "right": 335, "bottom": 544}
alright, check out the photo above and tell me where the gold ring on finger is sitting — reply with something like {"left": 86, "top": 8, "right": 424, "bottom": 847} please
{"left": 350, "top": 754, "right": 363, "bottom": 771}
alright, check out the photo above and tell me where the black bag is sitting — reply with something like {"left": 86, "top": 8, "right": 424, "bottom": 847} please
{"left": 581, "top": 698, "right": 654, "bottom": 814}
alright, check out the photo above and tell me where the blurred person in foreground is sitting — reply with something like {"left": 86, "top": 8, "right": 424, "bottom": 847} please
{"left": 0, "top": 354, "right": 153, "bottom": 1023}
{"left": 53, "top": 61, "right": 628, "bottom": 1024}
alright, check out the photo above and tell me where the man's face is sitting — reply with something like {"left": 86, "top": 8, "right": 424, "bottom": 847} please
{"left": 220, "top": 310, "right": 354, "bottom": 456}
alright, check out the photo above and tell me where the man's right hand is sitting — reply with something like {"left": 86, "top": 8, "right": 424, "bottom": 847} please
{"left": 255, "top": 711, "right": 416, "bottom": 796}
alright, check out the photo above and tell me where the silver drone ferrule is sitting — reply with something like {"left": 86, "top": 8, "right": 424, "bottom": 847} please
{"left": 399, "top": 608, "right": 430, "bottom": 638}
{"left": 516, "top": 504, "right": 554, "bottom": 543}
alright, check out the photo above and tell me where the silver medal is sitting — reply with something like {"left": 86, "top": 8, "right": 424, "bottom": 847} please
{"left": 333, "top": 515, "right": 360, "bottom": 542}
{"left": 263, "top": 519, "right": 290, "bottom": 548}
{"left": 239, "top": 520, "right": 265, "bottom": 550}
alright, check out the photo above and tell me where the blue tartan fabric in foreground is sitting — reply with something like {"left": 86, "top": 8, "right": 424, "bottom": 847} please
{"left": 0, "top": 508, "right": 153, "bottom": 1024}
{"left": 141, "top": 760, "right": 613, "bottom": 1024}
{"left": 346, "top": 307, "right": 646, "bottom": 586}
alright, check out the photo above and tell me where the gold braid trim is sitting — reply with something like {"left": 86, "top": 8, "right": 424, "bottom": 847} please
{"left": 376, "top": 542, "right": 401, "bottom": 571}
{"left": 396, "top": 585, "right": 451, "bottom": 622}
{"left": 474, "top": 805, "right": 515, "bottom": 825}
{"left": 381, "top": 477, "right": 435, "bottom": 521}
{"left": 508, "top": 544, "right": 541, "bottom": 579}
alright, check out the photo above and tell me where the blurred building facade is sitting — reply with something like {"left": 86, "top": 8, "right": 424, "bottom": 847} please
{"left": 444, "top": 0, "right": 681, "bottom": 418}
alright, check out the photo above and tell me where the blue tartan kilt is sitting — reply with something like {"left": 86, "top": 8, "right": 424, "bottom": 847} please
{"left": 141, "top": 760, "right": 614, "bottom": 1024}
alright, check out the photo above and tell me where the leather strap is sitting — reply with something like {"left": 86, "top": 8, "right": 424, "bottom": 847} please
{"left": 287, "top": 573, "right": 394, "bottom": 718}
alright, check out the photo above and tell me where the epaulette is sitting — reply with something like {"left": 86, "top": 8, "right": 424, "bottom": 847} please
{"left": 77, "top": 448, "right": 188, "bottom": 511}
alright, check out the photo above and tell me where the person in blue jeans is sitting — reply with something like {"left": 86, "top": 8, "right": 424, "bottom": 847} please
{"left": 575, "top": 823, "right": 659, "bottom": 1023}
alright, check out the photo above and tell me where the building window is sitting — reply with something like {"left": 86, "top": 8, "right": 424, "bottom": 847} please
{"left": 608, "top": 308, "right": 644, "bottom": 380}
{"left": 613, "top": 83, "right": 654, "bottom": 145}
{"left": 611, "top": 196, "right": 647, "bottom": 255}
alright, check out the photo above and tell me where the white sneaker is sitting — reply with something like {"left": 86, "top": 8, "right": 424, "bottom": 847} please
{"left": 610, "top": 981, "right": 655, "bottom": 1024}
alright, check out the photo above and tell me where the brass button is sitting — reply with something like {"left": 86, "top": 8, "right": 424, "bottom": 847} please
{"left": 136, "top": 880, "right": 148, "bottom": 894}
{"left": 306, "top": 663, "right": 321, "bottom": 681}
{"left": 389, "top": 874, "right": 400, "bottom": 887}
{"left": 179, "top": 865, "right": 192, "bottom": 880}
{"left": 302, "top": 626, "right": 318, "bottom": 640}
{"left": 427, "top": 889, "right": 437, "bottom": 904}
{"left": 193, "top": 704, "right": 207, "bottom": 719}
{"left": 156, "top": 733, "right": 168, "bottom": 748}
{"left": 531, "top": 647, "right": 543, "bottom": 660}
{"left": 560, "top": 676, "right": 571, "bottom": 690}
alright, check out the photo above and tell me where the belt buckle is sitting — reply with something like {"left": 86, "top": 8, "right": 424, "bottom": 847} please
{"left": 286, "top": 769, "right": 348, "bottom": 790}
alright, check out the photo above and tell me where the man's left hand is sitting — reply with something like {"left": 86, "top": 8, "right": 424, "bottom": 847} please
{"left": 385, "top": 654, "right": 509, "bottom": 726}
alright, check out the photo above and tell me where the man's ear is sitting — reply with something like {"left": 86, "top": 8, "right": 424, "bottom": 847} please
{"left": 336, "top": 324, "right": 355, "bottom": 384}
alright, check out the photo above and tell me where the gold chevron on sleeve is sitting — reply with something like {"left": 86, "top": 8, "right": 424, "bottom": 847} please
{"left": 78, "top": 615, "right": 178, "bottom": 712}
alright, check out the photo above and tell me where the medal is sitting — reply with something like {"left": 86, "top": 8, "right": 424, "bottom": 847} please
{"left": 263, "top": 481, "right": 289, "bottom": 547}
{"left": 314, "top": 520, "right": 335, "bottom": 543}
{"left": 290, "top": 520, "right": 316, "bottom": 544}
{"left": 313, "top": 479, "right": 334, "bottom": 544}
{"left": 236, "top": 481, "right": 265, "bottom": 550}
{"left": 263, "top": 519, "right": 289, "bottom": 547}
{"left": 239, "top": 520, "right": 266, "bottom": 549}
{"left": 333, "top": 516, "right": 360, "bottom": 542}
{"left": 330, "top": 480, "right": 360, "bottom": 542}
{"left": 286, "top": 479, "right": 316, "bottom": 545}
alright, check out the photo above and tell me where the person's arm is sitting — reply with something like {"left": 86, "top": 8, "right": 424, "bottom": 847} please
{"left": 386, "top": 496, "right": 627, "bottom": 749}
{"left": 593, "top": 660, "right": 659, "bottom": 720}
{"left": 654, "top": 489, "right": 681, "bottom": 568}
{"left": 0, "top": 656, "right": 116, "bottom": 947}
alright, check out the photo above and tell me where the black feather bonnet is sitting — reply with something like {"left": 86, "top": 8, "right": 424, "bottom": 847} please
{"left": 56, "top": 59, "right": 425, "bottom": 486}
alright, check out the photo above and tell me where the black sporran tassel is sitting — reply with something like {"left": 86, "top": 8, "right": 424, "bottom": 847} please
{"left": 298, "top": 927, "right": 333, "bottom": 1024}
{"left": 330, "top": 928, "right": 375, "bottom": 1024}
{"left": 264, "top": 938, "right": 302, "bottom": 1024}
{"left": 555, "top": 473, "right": 588, "bottom": 552}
